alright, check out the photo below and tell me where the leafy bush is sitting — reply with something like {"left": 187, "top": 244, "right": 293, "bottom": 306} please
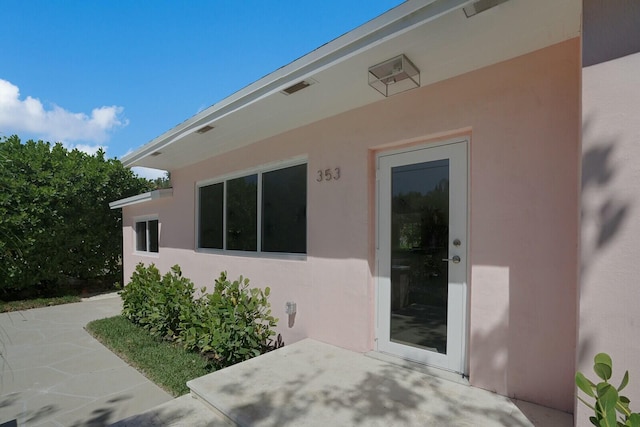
{"left": 149, "top": 265, "right": 196, "bottom": 339}
{"left": 0, "top": 135, "right": 153, "bottom": 292}
{"left": 180, "top": 272, "right": 278, "bottom": 368}
{"left": 121, "top": 263, "right": 196, "bottom": 340}
{"left": 120, "top": 264, "right": 281, "bottom": 368}
{"left": 120, "top": 263, "right": 162, "bottom": 325}
{"left": 576, "top": 352, "right": 640, "bottom": 427}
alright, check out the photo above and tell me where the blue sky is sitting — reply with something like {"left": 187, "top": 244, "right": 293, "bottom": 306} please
{"left": 0, "top": 1, "right": 403, "bottom": 178}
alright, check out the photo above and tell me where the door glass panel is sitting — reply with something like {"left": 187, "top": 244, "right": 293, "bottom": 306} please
{"left": 390, "top": 159, "right": 449, "bottom": 354}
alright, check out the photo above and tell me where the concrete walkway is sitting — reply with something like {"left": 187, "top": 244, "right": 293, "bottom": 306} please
{"left": 187, "top": 339, "right": 574, "bottom": 427}
{"left": 0, "top": 295, "right": 575, "bottom": 426}
{"left": 0, "top": 294, "right": 172, "bottom": 427}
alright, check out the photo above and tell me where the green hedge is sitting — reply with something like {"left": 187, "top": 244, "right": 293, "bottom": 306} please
{"left": 120, "top": 263, "right": 282, "bottom": 368}
{"left": 0, "top": 135, "right": 153, "bottom": 292}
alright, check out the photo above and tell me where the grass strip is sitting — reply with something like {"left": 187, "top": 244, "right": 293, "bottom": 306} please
{"left": 86, "top": 315, "right": 214, "bottom": 396}
{"left": 0, "top": 295, "right": 81, "bottom": 312}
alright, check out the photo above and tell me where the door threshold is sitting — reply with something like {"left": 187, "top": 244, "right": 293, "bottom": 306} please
{"left": 365, "top": 351, "right": 469, "bottom": 386}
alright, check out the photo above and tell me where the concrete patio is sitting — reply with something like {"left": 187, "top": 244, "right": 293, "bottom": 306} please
{"left": 0, "top": 294, "right": 172, "bottom": 426}
{"left": 117, "top": 339, "right": 574, "bottom": 427}
{"left": 184, "top": 339, "right": 573, "bottom": 427}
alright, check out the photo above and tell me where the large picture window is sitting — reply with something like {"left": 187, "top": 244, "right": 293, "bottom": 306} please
{"left": 198, "top": 162, "right": 306, "bottom": 255}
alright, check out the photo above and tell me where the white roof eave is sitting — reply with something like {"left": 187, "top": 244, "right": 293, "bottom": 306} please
{"left": 109, "top": 188, "right": 173, "bottom": 210}
{"left": 121, "top": 0, "right": 473, "bottom": 169}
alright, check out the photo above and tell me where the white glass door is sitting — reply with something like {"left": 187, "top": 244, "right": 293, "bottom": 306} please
{"left": 376, "top": 140, "right": 468, "bottom": 373}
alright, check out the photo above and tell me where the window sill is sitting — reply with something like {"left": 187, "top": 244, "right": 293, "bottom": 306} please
{"left": 195, "top": 248, "right": 306, "bottom": 262}
{"left": 133, "top": 251, "right": 160, "bottom": 258}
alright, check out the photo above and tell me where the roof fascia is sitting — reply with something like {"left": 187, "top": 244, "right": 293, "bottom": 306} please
{"left": 109, "top": 188, "right": 173, "bottom": 210}
{"left": 122, "top": 0, "right": 473, "bottom": 168}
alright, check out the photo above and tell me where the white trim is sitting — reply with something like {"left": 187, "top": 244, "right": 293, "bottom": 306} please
{"left": 195, "top": 155, "right": 308, "bottom": 188}
{"left": 195, "top": 247, "right": 307, "bottom": 262}
{"left": 121, "top": 0, "right": 472, "bottom": 168}
{"left": 222, "top": 180, "right": 228, "bottom": 251}
{"left": 376, "top": 137, "right": 468, "bottom": 160}
{"left": 109, "top": 188, "right": 173, "bottom": 209}
{"left": 133, "top": 215, "right": 160, "bottom": 257}
{"left": 375, "top": 138, "right": 469, "bottom": 374}
{"left": 256, "top": 172, "right": 263, "bottom": 254}
{"left": 133, "top": 214, "right": 159, "bottom": 222}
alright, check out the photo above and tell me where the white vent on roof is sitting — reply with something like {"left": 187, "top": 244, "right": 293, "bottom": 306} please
{"left": 463, "top": 0, "right": 510, "bottom": 17}
{"left": 196, "top": 125, "right": 215, "bottom": 134}
{"left": 280, "top": 79, "right": 316, "bottom": 95}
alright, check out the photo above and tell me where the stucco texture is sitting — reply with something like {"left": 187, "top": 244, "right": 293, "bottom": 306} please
{"left": 578, "top": 51, "right": 640, "bottom": 424}
{"left": 122, "top": 38, "right": 580, "bottom": 412}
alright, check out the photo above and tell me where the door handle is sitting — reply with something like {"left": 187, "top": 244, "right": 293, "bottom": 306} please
{"left": 442, "top": 255, "right": 461, "bottom": 264}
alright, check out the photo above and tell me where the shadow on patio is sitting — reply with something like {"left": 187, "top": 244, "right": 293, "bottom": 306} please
{"left": 187, "top": 339, "right": 572, "bottom": 427}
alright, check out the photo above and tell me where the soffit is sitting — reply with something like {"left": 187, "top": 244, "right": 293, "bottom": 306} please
{"left": 125, "top": 0, "right": 580, "bottom": 170}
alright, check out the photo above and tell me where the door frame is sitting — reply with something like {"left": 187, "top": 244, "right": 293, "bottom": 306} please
{"left": 374, "top": 137, "right": 470, "bottom": 375}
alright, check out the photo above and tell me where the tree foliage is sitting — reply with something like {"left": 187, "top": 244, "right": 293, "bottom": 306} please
{"left": 151, "top": 172, "right": 171, "bottom": 189}
{"left": 0, "top": 135, "right": 153, "bottom": 292}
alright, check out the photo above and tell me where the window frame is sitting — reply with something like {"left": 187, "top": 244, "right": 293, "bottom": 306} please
{"left": 134, "top": 215, "right": 160, "bottom": 257}
{"left": 195, "top": 157, "right": 307, "bottom": 260}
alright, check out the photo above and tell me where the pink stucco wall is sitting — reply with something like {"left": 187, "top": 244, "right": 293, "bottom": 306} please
{"left": 577, "top": 51, "right": 640, "bottom": 425}
{"left": 122, "top": 38, "right": 580, "bottom": 412}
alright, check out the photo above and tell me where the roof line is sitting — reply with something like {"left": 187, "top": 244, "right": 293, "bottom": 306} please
{"left": 109, "top": 188, "right": 173, "bottom": 209}
{"left": 122, "top": 0, "right": 472, "bottom": 168}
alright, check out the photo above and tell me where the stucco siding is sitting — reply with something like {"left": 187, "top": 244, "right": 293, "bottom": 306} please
{"left": 578, "top": 51, "right": 640, "bottom": 425}
{"left": 121, "top": 38, "right": 580, "bottom": 412}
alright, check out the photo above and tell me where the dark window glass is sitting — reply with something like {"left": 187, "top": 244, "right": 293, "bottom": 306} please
{"left": 226, "top": 174, "right": 257, "bottom": 251}
{"left": 136, "top": 221, "right": 147, "bottom": 252}
{"left": 262, "top": 164, "right": 307, "bottom": 253}
{"left": 148, "top": 220, "right": 159, "bottom": 253}
{"left": 199, "top": 183, "right": 223, "bottom": 249}
{"left": 390, "top": 159, "right": 449, "bottom": 354}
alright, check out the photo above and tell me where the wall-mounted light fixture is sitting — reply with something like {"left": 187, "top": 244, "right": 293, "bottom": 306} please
{"left": 368, "top": 54, "right": 420, "bottom": 97}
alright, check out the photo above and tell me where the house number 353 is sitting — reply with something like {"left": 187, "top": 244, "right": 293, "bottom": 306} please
{"left": 316, "top": 167, "right": 341, "bottom": 182}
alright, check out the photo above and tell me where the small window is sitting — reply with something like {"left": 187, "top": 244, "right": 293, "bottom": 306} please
{"left": 135, "top": 219, "right": 159, "bottom": 253}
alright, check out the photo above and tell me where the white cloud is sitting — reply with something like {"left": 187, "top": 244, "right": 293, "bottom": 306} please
{"left": 0, "top": 78, "right": 128, "bottom": 143}
{"left": 131, "top": 166, "right": 168, "bottom": 180}
{"left": 62, "top": 142, "right": 107, "bottom": 156}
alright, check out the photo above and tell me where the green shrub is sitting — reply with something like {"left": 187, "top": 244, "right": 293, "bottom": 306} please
{"left": 179, "top": 271, "right": 278, "bottom": 368}
{"left": 121, "top": 263, "right": 196, "bottom": 340}
{"left": 148, "top": 265, "right": 196, "bottom": 340}
{"left": 576, "top": 352, "right": 640, "bottom": 427}
{"left": 120, "top": 263, "right": 162, "bottom": 325}
{"left": 121, "top": 264, "right": 281, "bottom": 368}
